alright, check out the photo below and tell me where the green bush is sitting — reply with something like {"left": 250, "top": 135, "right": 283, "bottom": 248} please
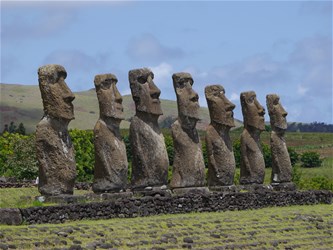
{"left": 233, "top": 139, "right": 241, "bottom": 168}
{"left": 288, "top": 147, "right": 299, "bottom": 166}
{"left": 0, "top": 132, "right": 38, "bottom": 180}
{"left": 202, "top": 141, "right": 208, "bottom": 168}
{"left": 300, "top": 151, "right": 323, "bottom": 168}
{"left": 261, "top": 143, "right": 272, "bottom": 168}
{"left": 292, "top": 164, "right": 302, "bottom": 185}
{"left": 69, "top": 129, "right": 94, "bottom": 182}
{"left": 298, "top": 176, "right": 332, "bottom": 191}
{"left": 123, "top": 135, "right": 132, "bottom": 163}
{"left": 164, "top": 135, "right": 174, "bottom": 166}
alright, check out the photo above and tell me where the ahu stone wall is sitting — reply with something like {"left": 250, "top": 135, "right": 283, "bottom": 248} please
{"left": 1, "top": 190, "right": 331, "bottom": 225}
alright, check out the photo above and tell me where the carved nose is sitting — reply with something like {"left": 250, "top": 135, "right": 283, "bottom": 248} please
{"left": 150, "top": 82, "right": 161, "bottom": 99}
{"left": 259, "top": 107, "right": 265, "bottom": 116}
{"left": 113, "top": 85, "right": 123, "bottom": 103}
{"left": 190, "top": 92, "right": 199, "bottom": 102}
{"left": 64, "top": 94, "right": 75, "bottom": 103}
{"left": 227, "top": 101, "right": 236, "bottom": 111}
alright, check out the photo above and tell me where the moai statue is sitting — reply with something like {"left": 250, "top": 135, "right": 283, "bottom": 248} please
{"left": 266, "top": 94, "right": 293, "bottom": 184}
{"left": 240, "top": 91, "right": 266, "bottom": 185}
{"left": 169, "top": 72, "right": 206, "bottom": 189}
{"left": 36, "top": 64, "right": 76, "bottom": 196}
{"left": 128, "top": 68, "right": 169, "bottom": 190}
{"left": 92, "top": 74, "right": 128, "bottom": 193}
{"left": 205, "top": 85, "right": 236, "bottom": 187}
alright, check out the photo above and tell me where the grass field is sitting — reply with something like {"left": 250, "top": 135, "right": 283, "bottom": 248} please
{"left": 0, "top": 204, "right": 332, "bottom": 249}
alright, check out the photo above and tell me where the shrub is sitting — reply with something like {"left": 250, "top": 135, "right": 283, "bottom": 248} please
{"left": 233, "top": 139, "right": 241, "bottom": 168}
{"left": 261, "top": 143, "right": 272, "bottom": 168}
{"left": 123, "top": 135, "right": 132, "bottom": 163}
{"left": 202, "top": 141, "right": 208, "bottom": 168}
{"left": 69, "top": 129, "right": 94, "bottom": 181}
{"left": 0, "top": 132, "right": 38, "bottom": 180}
{"left": 164, "top": 135, "right": 174, "bottom": 166}
{"left": 292, "top": 164, "right": 302, "bottom": 185}
{"left": 300, "top": 151, "right": 323, "bottom": 168}
{"left": 288, "top": 147, "right": 299, "bottom": 166}
{"left": 299, "top": 176, "right": 332, "bottom": 191}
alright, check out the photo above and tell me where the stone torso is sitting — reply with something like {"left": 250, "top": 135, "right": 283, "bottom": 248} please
{"left": 170, "top": 120, "right": 205, "bottom": 188}
{"left": 36, "top": 118, "right": 76, "bottom": 195}
{"left": 93, "top": 120, "right": 128, "bottom": 193}
{"left": 240, "top": 128, "right": 265, "bottom": 184}
{"left": 129, "top": 115, "right": 169, "bottom": 189}
{"left": 206, "top": 124, "right": 235, "bottom": 186}
{"left": 270, "top": 131, "right": 292, "bottom": 183}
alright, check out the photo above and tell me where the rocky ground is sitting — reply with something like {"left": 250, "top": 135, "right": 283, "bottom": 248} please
{"left": 0, "top": 204, "right": 332, "bottom": 250}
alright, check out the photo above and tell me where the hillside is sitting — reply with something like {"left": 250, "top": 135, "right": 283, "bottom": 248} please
{"left": 0, "top": 83, "right": 242, "bottom": 133}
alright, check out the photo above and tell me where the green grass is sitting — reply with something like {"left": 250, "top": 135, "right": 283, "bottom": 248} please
{"left": 0, "top": 204, "right": 332, "bottom": 249}
{"left": 0, "top": 188, "right": 90, "bottom": 208}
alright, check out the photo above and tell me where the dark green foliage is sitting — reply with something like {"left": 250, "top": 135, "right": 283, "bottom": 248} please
{"left": 2, "top": 121, "right": 26, "bottom": 135}
{"left": 261, "top": 143, "right": 272, "bottom": 168}
{"left": 69, "top": 129, "right": 95, "bottom": 181}
{"left": 233, "top": 139, "right": 241, "bottom": 168}
{"left": 299, "top": 176, "right": 332, "bottom": 191}
{"left": 288, "top": 147, "right": 299, "bottom": 166}
{"left": 265, "top": 124, "right": 271, "bottom": 132}
{"left": 292, "top": 164, "right": 302, "bottom": 185}
{"left": 202, "top": 142, "right": 208, "bottom": 168}
{"left": 164, "top": 135, "right": 174, "bottom": 165}
{"left": 0, "top": 132, "right": 38, "bottom": 180}
{"left": 8, "top": 121, "right": 16, "bottom": 133}
{"left": 123, "top": 135, "right": 132, "bottom": 163}
{"left": 16, "top": 123, "right": 26, "bottom": 135}
{"left": 300, "top": 151, "right": 323, "bottom": 168}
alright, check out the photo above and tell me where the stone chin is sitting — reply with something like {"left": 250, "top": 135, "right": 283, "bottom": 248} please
{"left": 273, "top": 122, "right": 288, "bottom": 131}
{"left": 247, "top": 118, "right": 265, "bottom": 131}
{"left": 48, "top": 108, "right": 75, "bottom": 121}
{"left": 137, "top": 102, "right": 163, "bottom": 116}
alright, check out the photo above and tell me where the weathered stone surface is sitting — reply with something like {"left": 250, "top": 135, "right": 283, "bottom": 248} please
{"left": 92, "top": 74, "right": 128, "bottom": 193}
{"left": 170, "top": 72, "right": 205, "bottom": 188}
{"left": 17, "top": 190, "right": 333, "bottom": 224}
{"left": 239, "top": 91, "right": 266, "bottom": 185}
{"left": 0, "top": 208, "right": 22, "bottom": 225}
{"left": 267, "top": 94, "right": 293, "bottom": 183}
{"left": 36, "top": 64, "right": 76, "bottom": 196}
{"left": 128, "top": 68, "right": 169, "bottom": 189}
{"left": 205, "top": 85, "right": 236, "bottom": 186}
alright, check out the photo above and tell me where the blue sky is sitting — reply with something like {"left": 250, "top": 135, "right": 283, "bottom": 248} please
{"left": 1, "top": 0, "right": 332, "bottom": 124}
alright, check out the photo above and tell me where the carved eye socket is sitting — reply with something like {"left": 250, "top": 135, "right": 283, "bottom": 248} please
{"left": 101, "top": 80, "right": 112, "bottom": 90}
{"left": 248, "top": 96, "right": 255, "bottom": 103}
{"left": 138, "top": 76, "right": 147, "bottom": 84}
{"left": 273, "top": 98, "right": 279, "bottom": 105}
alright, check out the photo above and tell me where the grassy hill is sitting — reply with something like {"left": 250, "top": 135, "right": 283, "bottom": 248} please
{"left": 0, "top": 83, "right": 242, "bottom": 133}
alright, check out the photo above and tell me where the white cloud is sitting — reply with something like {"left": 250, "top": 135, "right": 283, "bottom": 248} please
{"left": 297, "top": 84, "right": 308, "bottom": 96}
{"left": 127, "top": 33, "right": 185, "bottom": 63}
{"left": 149, "top": 62, "right": 173, "bottom": 87}
{"left": 229, "top": 92, "right": 239, "bottom": 102}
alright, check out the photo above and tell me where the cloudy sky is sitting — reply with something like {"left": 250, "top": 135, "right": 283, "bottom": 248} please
{"left": 1, "top": 0, "right": 332, "bottom": 124}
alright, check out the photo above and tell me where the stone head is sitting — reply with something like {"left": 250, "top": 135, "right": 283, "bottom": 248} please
{"left": 205, "top": 84, "right": 235, "bottom": 128}
{"left": 240, "top": 91, "right": 265, "bottom": 131}
{"left": 266, "top": 94, "right": 288, "bottom": 131}
{"left": 172, "top": 72, "right": 200, "bottom": 126}
{"left": 94, "top": 73, "right": 124, "bottom": 121}
{"left": 38, "top": 64, "right": 75, "bottom": 120}
{"left": 129, "top": 68, "right": 162, "bottom": 116}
